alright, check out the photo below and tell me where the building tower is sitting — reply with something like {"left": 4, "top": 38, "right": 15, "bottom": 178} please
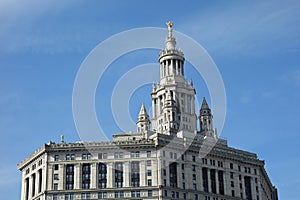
{"left": 151, "top": 22, "right": 197, "bottom": 135}
{"left": 136, "top": 103, "right": 150, "bottom": 133}
{"left": 199, "top": 97, "right": 215, "bottom": 137}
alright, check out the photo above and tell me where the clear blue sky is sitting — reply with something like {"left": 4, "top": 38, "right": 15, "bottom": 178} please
{"left": 1, "top": 0, "right": 299, "bottom": 199}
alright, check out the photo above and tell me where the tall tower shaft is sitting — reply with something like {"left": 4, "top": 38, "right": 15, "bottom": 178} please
{"left": 151, "top": 22, "right": 197, "bottom": 135}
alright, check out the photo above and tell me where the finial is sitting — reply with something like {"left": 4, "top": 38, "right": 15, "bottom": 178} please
{"left": 166, "top": 21, "right": 173, "bottom": 38}
{"left": 60, "top": 135, "right": 65, "bottom": 144}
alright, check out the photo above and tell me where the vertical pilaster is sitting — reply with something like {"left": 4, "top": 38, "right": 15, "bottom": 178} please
{"left": 207, "top": 169, "right": 211, "bottom": 193}
{"left": 58, "top": 164, "right": 65, "bottom": 190}
{"left": 91, "top": 163, "right": 97, "bottom": 189}
{"left": 124, "top": 161, "right": 130, "bottom": 187}
{"left": 107, "top": 162, "right": 114, "bottom": 188}
{"left": 74, "top": 163, "right": 81, "bottom": 189}
{"left": 140, "top": 161, "right": 146, "bottom": 186}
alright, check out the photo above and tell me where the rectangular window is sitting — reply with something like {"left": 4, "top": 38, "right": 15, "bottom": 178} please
{"left": 120, "top": 191, "right": 124, "bottom": 198}
{"left": 202, "top": 168, "right": 209, "bottom": 192}
{"left": 193, "top": 183, "right": 197, "bottom": 190}
{"left": 245, "top": 176, "right": 253, "bottom": 200}
{"left": 146, "top": 160, "right": 151, "bottom": 166}
{"left": 131, "top": 151, "right": 140, "bottom": 158}
{"left": 147, "top": 179, "right": 152, "bottom": 186}
{"left": 147, "top": 170, "right": 152, "bottom": 176}
{"left": 82, "top": 164, "right": 91, "bottom": 189}
{"left": 218, "top": 171, "right": 225, "bottom": 195}
{"left": 54, "top": 164, "right": 59, "bottom": 170}
{"left": 66, "top": 164, "right": 74, "bottom": 190}
{"left": 182, "top": 173, "right": 185, "bottom": 179}
{"left": 81, "top": 193, "right": 90, "bottom": 199}
{"left": 53, "top": 183, "right": 58, "bottom": 190}
{"left": 210, "top": 169, "right": 216, "bottom": 194}
{"left": 192, "top": 165, "right": 196, "bottom": 171}
{"left": 148, "top": 190, "right": 152, "bottom": 197}
{"left": 164, "top": 190, "right": 167, "bottom": 197}
{"left": 230, "top": 172, "right": 234, "bottom": 179}
{"left": 98, "top": 163, "right": 107, "bottom": 188}
{"left": 174, "top": 153, "right": 177, "bottom": 159}
{"left": 82, "top": 154, "right": 87, "bottom": 160}
{"left": 183, "top": 193, "right": 186, "bottom": 200}
{"left": 98, "top": 192, "right": 107, "bottom": 199}
{"left": 169, "top": 162, "right": 177, "bottom": 187}
{"left": 182, "top": 182, "right": 185, "bottom": 189}
{"left": 131, "top": 161, "right": 140, "bottom": 187}
{"left": 66, "top": 154, "right": 71, "bottom": 160}
{"left": 192, "top": 155, "right": 196, "bottom": 162}
{"left": 71, "top": 154, "right": 75, "bottom": 160}
{"left": 115, "top": 162, "right": 123, "bottom": 188}
{"left": 147, "top": 151, "right": 151, "bottom": 157}
{"left": 114, "top": 152, "right": 119, "bottom": 159}
{"left": 230, "top": 163, "right": 233, "bottom": 169}
{"left": 194, "top": 194, "right": 198, "bottom": 200}
{"left": 232, "top": 190, "right": 235, "bottom": 197}
{"left": 53, "top": 194, "right": 58, "bottom": 200}
{"left": 193, "top": 174, "right": 197, "bottom": 180}
{"left": 181, "top": 154, "right": 185, "bottom": 161}
{"left": 54, "top": 155, "right": 59, "bottom": 161}
{"left": 53, "top": 174, "right": 59, "bottom": 180}
{"left": 114, "top": 192, "right": 119, "bottom": 198}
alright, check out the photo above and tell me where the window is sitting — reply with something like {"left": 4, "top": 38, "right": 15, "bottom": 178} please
{"left": 163, "top": 179, "right": 166, "bottom": 186}
{"left": 182, "top": 173, "right": 185, "bottom": 179}
{"left": 82, "top": 154, "right": 87, "bottom": 160}
{"left": 181, "top": 154, "right": 185, "bottom": 160}
{"left": 54, "top": 155, "right": 59, "bottom": 161}
{"left": 176, "top": 192, "right": 179, "bottom": 198}
{"left": 171, "top": 191, "right": 175, "bottom": 198}
{"left": 231, "top": 181, "right": 234, "bottom": 187}
{"left": 98, "top": 163, "right": 107, "bottom": 188}
{"left": 170, "top": 152, "right": 173, "bottom": 158}
{"left": 230, "top": 163, "right": 233, "bottom": 169}
{"left": 232, "top": 190, "right": 235, "bottom": 197}
{"left": 202, "top": 158, "right": 207, "bottom": 164}
{"left": 53, "top": 194, "right": 58, "bottom": 200}
{"left": 193, "top": 183, "right": 197, "bottom": 190}
{"left": 254, "top": 169, "right": 257, "bottom": 175}
{"left": 164, "top": 190, "right": 167, "bottom": 197}
{"left": 147, "top": 179, "right": 152, "bottom": 186}
{"left": 71, "top": 154, "right": 75, "bottom": 160}
{"left": 182, "top": 182, "right": 185, "bottom": 189}
{"left": 192, "top": 155, "right": 196, "bottom": 162}
{"left": 218, "top": 161, "right": 223, "bottom": 167}
{"left": 181, "top": 164, "right": 184, "bottom": 170}
{"left": 194, "top": 194, "right": 198, "bottom": 200}
{"left": 98, "top": 192, "right": 107, "bottom": 199}
{"left": 148, "top": 190, "right": 152, "bottom": 197}
{"left": 163, "top": 151, "right": 166, "bottom": 157}
{"left": 66, "top": 164, "right": 74, "bottom": 190}
{"left": 230, "top": 172, "right": 234, "bottom": 179}
{"left": 54, "top": 164, "right": 59, "bottom": 170}
{"left": 147, "top": 151, "right": 151, "bottom": 157}
{"left": 82, "top": 164, "right": 91, "bottom": 189}
{"left": 32, "top": 164, "right": 36, "bottom": 170}
{"left": 131, "top": 151, "right": 140, "bottom": 158}
{"left": 183, "top": 193, "right": 186, "bottom": 200}
{"left": 81, "top": 193, "right": 90, "bottom": 199}
{"left": 255, "top": 177, "right": 258, "bottom": 183}
{"left": 238, "top": 165, "right": 241, "bottom": 172}
{"left": 114, "top": 152, "right": 119, "bottom": 159}
{"left": 120, "top": 191, "right": 124, "bottom": 198}
{"left": 174, "top": 153, "right": 177, "bottom": 159}
{"left": 53, "top": 183, "right": 58, "bottom": 190}
{"left": 82, "top": 153, "right": 91, "bottom": 160}
{"left": 147, "top": 170, "right": 152, "bottom": 176}
{"left": 66, "top": 154, "right": 71, "bottom": 160}
{"left": 239, "top": 174, "right": 242, "bottom": 181}
{"left": 192, "top": 165, "right": 196, "bottom": 171}
{"left": 146, "top": 160, "right": 151, "bottom": 166}
{"left": 193, "top": 174, "right": 196, "bottom": 180}
{"left": 65, "top": 194, "right": 74, "bottom": 200}
{"left": 53, "top": 174, "right": 59, "bottom": 180}
{"left": 26, "top": 168, "right": 30, "bottom": 175}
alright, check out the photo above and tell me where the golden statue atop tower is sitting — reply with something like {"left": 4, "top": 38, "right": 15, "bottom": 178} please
{"left": 166, "top": 21, "right": 173, "bottom": 37}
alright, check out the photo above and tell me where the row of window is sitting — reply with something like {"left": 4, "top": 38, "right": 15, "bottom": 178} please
{"left": 25, "top": 159, "right": 43, "bottom": 175}
{"left": 54, "top": 151, "right": 153, "bottom": 161}
{"left": 53, "top": 190, "right": 153, "bottom": 200}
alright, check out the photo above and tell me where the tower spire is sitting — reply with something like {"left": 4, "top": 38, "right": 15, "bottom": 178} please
{"left": 166, "top": 21, "right": 173, "bottom": 38}
{"left": 136, "top": 103, "right": 150, "bottom": 133}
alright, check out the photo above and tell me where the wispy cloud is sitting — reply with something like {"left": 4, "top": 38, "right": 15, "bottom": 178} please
{"left": 176, "top": 1, "right": 300, "bottom": 55}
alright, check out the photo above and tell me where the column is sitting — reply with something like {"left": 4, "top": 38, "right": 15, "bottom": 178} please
{"left": 91, "top": 163, "right": 97, "bottom": 189}
{"left": 74, "top": 163, "right": 81, "bottom": 189}
{"left": 28, "top": 175, "right": 33, "bottom": 199}
{"left": 58, "top": 164, "right": 65, "bottom": 190}
{"left": 171, "top": 59, "right": 174, "bottom": 75}
{"left": 124, "top": 161, "right": 130, "bottom": 187}
{"left": 177, "top": 162, "right": 182, "bottom": 189}
{"left": 140, "top": 161, "right": 146, "bottom": 186}
{"left": 207, "top": 169, "right": 211, "bottom": 193}
{"left": 175, "top": 60, "right": 178, "bottom": 75}
{"left": 35, "top": 171, "right": 40, "bottom": 195}
{"left": 216, "top": 170, "right": 219, "bottom": 194}
{"left": 107, "top": 162, "right": 114, "bottom": 188}
{"left": 198, "top": 165, "right": 203, "bottom": 191}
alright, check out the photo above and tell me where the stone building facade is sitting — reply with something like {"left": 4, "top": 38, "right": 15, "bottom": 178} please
{"left": 18, "top": 23, "right": 278, "bottom": 200}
